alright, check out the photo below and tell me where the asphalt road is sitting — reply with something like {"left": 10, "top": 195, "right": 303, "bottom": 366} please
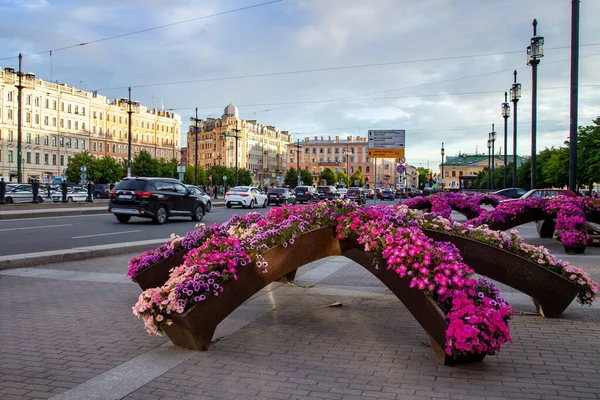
{"left": 0, "top": 198, "right": 404, "bottom": 257}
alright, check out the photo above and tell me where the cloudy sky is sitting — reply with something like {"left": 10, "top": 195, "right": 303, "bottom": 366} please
{"left": 1, "top": 0, "right": 599, "bottom": 168}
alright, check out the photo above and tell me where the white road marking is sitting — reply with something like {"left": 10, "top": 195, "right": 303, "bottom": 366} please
{"left": 0, "top": 213, "right": 108, "bottom": 223}
{"left": 0, "top": 223, "right": 72, "bottom": 232}
{"left": 72, "top": 230, "right": 141, "bottom": 239}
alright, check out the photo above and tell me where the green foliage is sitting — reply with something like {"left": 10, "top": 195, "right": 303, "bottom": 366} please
{"left": 416, "top": 167, "right": 429, "bottom": 190}
{"left": 65, "top": 151, "right": 99, "bottom": 183}
{"left": 236, "top": 168, "right": 253, "bottom": 186}
{"left": 206, "top": 165, "right": 234, "bottom": 186}
{"left": 156, "top": 158, "right": 178, "bottom": 179}
{"left": 183, "top": 166, "right": 207, "bottom": 185}
{"left": 349, "top": 169, "right": 365, "bottom": 187}
{"left": 300, "top": 168, "right": 313, "bottom": 186}
{"left": 284, "top": 168, "right": 299, "bottom": 187}
{"left": 95, "top": 156, "right": 125, "bottom": 183}
{"left": 577, "top": 117, "right": 600, "bottom": 187}
{"left": 131, "top": 150, "right": 159, "bottom": 177}
{"left": 318, "top": 167, "right": 337, "bottom": 185}
{"left": 336, "top": 170, "right": 348, "bottom": 187}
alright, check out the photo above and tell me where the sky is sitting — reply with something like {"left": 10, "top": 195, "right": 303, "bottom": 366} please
{"left": 1, "top": 0, "right": 599, "bottom": 169}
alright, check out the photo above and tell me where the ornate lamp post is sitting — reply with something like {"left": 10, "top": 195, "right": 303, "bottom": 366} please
{"left": 509, "top": 70, "right": 521, "bottom": 187}
{"left": 527, "top": 19, "right": 544, "bottom": 189}
{"left": 489, "top": 125, "right": 496, "bottom": 190}
{"left": 440, "top": 143, "right": 445, "bottom": 191}
{"left": 501, "top": 92, "right": 511, "bottom": 188}
{"left": 487, "top": 139, "right": 492, "bottom": 190}
{"left": 190, "top": 108, "right": 201, "bottom": 186}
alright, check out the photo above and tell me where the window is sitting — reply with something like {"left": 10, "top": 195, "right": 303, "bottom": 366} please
{"left": 99, "top": 143, "right": 103, "bottom": 152}
{"left": 52, "top": 137, "right": 57, "bottom": 147}
{"left": 26, "top": 151, "right": 31, "bottom": 164}
{"left": 35, "top": 153, "right": 40, "bottom": 164}
{"left": 53, "top": 101, "right": 57, "bottom": 110}
{"left": 8, "top": 130, "right": 13, "bottom": 141}
{"left": 67, "top": 104, "right": 71, "bottom": 113}
{"left": 445, "top": 171, "right": 449, "bottom": 177}
{"left": 74, "top": 121, "right": 79, "bottom": 130}
{"left": 52, "top": 154, "right": 57, "bottom": 165}
{"left": 75, "top": 139, "right": 79, "bottom": 149}
{"left": 452, "top": 171, "right": 456, "bottom": 177}
{"left": 312, "top": 148, "right": 316, "bottom": 154}
{"left": 68, "top": 156, "right": 71, "bottom": 164}
{"left": 35, "top": 114, "right": 39, "bottom": 124}
{"left": 92, "top": 126, "right": 96, "bottom": 134}
{"left": 99, "top": 112, "right": 103, "bottom": 120}
{"left": 93, "top": 142, "right": 97, "bottom": 151}
{"left": 26, "top": 95, "right": 31, "bottom": 105}
{"left": 60, "top": 137, "right": 64, "bottom": 147}
{"left": 26, "top": 112, "right": 31, "bottom": 123}
{"left": 44, "top": 153, "right": 49, "bottom": 165}
{"left": 60, "top": 102, "right": 64, "bottom": 111}
{"left": 44, "top": 116, "right": 49, "bottom": 125}
{"left": 8, "top": 150, "right": 14, "bottom": 163}
{"left": 66, "top": 139, "right": 71, "bottom": 148}
{"left": 82, "top": 107, "right": 85, "bottom": 116}
{"left": 366, "top": 166, "right": 370, "bottom": 173}
{"left": 43, "top": 136, "right": 49, "bottom": 146}
{"left": 67, "top": 120, "right": 72, "bottom": 129}
{"left": 7, "top": 91, "right": 13, "bottom": 101}
{"left": 34, "top": 97, "right": 39, "bottom": 107}
{"left": 74, "top": 106, "right": 79, "bottom": 114}
{"left": 44, "top": 99, "right": 49, "bottom": 108}
{"left": 112, "top": 116, "right": 116, "bottom": 123}
{"left": 26, "top": 133, "right": 31, "bottom": 143}
{"left": 111, "top": 144, "right": 115, "bottom": 153}
{"left": 81, "top": 140, "right": 85, "bottom": 150}
{"left": 35, "top": 134, "right": 40, "bottom": 145}
{"left": 60, "top": 119, "right": 64, "bottom": 128}
{"left": 350, "top": 156, "right": 354, "bottom": 163}
{"left": 7, "top": 109, "right": 13, "bottom": 120}
{"left": 52, "top": 117, "right": 56, "bottom": 127}
{"left": 350, "top": 166, "right": 354, "bottom": 173}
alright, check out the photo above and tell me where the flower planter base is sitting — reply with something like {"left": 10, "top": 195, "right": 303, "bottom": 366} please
{"left": 423, "top": 229, "right": 580, "bottom": 318}
{"left": 162, "top": 227, "right": 485, "bottom": 365}
{"left": 535, "top": 218, "right": 556, "bottom": 239}
{"left": 487, "top": 208, "right": 549, "bottom": 232}
{"left": 134, "top": 249, "right": 188, "bottom": 291}
{"left": 564, "top": 245, "right": 586, "bottom": 254}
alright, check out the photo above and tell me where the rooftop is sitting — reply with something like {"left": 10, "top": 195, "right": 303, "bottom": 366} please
{"left": 444, "top": 153, "right": 527, "bottom": 166}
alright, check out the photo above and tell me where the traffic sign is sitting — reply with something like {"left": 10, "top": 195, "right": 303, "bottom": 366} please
{"left": 271, "top": 173, "right": 276, "bottom": 178}
{"left": 368, "top": 130, "right": 405, "bottom": 159}
{"left": 368, "top": 148, "right": 405, "bottom": 158}
{"left": 80, "top": 165, "right": 87, "bottom": 173}
{"left": 80, "top": 173, "right": 87, "bottom": 181}
{"left": 396, "top": 165, "right": 406, "bottom": 174}
{"left": 396, "top": 157, "right": 406, "bottom": 164}
{"left": 223, "top": 175, "right": 227, "bottom": 181}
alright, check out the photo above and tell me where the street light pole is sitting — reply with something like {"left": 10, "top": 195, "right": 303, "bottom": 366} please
{"left": 569, "top": 0, "right": 580, "bottom": 191}
{"left": 510, "top": 70, "right": 521, "bottom": 187}
{"left": 291, "top": 139, "right": 302, "bottom": 186}
{"left": 501, "top": 92, "right": 510, "bottom": 188}
{"left": 346, "top": 142, "right": 350, "bottom": 187}
{"left": 487, "top": 139, "right": 492, "bottom": 190}
{"left": 223, "top": 127, "right": 241, "bottom": 186}
{"left": 127, "top": 87, "right": 133, "bottom": 178}
{"left": 16, "top": 53, "right": 23, "bottom": 184}
{"left": 528, "top": 19, "right": 544, "bottom": 189}
{"left": 193, "top": 107, "right": 199, "bottom": 185}
{"left": 440, "top": 143, "right": 445, "bottom": 191}
{"left": 490, "top": 124, "right": 496, "bottom": 190}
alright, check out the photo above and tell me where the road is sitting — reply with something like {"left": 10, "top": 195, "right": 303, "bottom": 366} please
{"left": 0, "top": 198, "right": 405, "bottom": 256}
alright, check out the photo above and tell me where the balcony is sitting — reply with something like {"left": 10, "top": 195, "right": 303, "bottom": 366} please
{"left": 317, "top": 160, "right": 342, "bottom": 166}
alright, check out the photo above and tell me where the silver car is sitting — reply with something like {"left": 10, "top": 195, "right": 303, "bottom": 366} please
{"left": 185, "top": 185, "right": 212, "bottom": 212}
{"left": 51, "top": 187, "right": 89, "bottom": 203}
{"left": 4, "top": 184, "right": 44, "bottom": 204}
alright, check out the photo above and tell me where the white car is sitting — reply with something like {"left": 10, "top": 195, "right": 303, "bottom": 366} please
{"left": 337, "top": 188, "right": 348, "bottom": 197}
{"left": 4, "top": 184, "right": 44, "bottom": 203}
{"left": 185, "top": 185, "right": 212, "bottom": 212}
{"left": 51, "top": 187, "right": 89, "bottom": 203}
{"left": 225, "top": 186, "right": 267, "bottom": 209}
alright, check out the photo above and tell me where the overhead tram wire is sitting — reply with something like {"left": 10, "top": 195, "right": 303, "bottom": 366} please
{"left": 0, "top": 0, "right": 284, "bottom": 61}
{"left": 90, "top": 42, "right": 600, "bottom": 92}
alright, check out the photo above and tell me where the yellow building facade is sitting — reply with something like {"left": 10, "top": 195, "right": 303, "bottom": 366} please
{"left": 0, "top": 67, "right": 181, "bottom": 182}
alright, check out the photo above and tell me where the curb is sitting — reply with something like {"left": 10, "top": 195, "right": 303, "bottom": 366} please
{"left": 0, "top": 239, "right": 167, "bottom": 270}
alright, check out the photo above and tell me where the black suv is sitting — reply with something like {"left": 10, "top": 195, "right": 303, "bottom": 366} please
{"left": 317, "top": 186, "right": 340, "bottom": 200}
{"left": 267, "top": 188, "right": 296, "bottom": 206}
{"left": 343, "top": 188, "right": 366, "bottom": 205}
{"left": 93, "top": 183, "right": 110, "bottom": 199}
{"left": 294, "top": 186, "right": 319, "bottom": 203}
{"left": 108, "top": 177, "right": 205, "bottom": 224}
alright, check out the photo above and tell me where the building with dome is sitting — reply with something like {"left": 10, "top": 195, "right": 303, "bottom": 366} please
{"left": 187, "top": 103, "right": 293, "bottom": 187}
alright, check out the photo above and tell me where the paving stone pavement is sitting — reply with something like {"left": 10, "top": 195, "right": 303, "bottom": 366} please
{"left": 1, "top": 229, "right": 600, "bottom": 400}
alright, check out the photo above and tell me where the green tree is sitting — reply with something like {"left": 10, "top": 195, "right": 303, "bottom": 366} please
{"left": 516, "top": 160, "right": 531, "bottom": 190}
{"left": 96, "top": 156, "right": 125, "bottom": 183}
{"left": 182, "top": 166, "right": 207, "bottom": 185}
{"left": 336, "top": 170, "right": 348, "bottom": 187}
{"left": 131, "top": 150, "right": 159, "bottom": 177}
{"left": 157, "top": 158, "right": 178, "bottom": 179}
{"left": 65, "top": 151, "right": 99, "bottom": 183}
{"left": 540, "top": 147, "right": 569, "bottom": 188}
{"left": 300, "top": 168, "right": 313, "bottom": 186}
{"left": 416, "top": 167, "right": 429, "bottom": 190}
{"left": 206, "top": 165, "right": 234, "bottom": 187}
{"left": 318, "top": 167, "right": 336, "bottom": 185}
{"left": 284, "top": 168, "right": 299, "bottom": 188}
{"left": 349, "top": 169, "right": 365, "bottom": 187}
{"left": 577, "top": 117, "right": 600, "bottom": 191}
{"left": 236, "top": 168, "right": 253, "bottom": 186}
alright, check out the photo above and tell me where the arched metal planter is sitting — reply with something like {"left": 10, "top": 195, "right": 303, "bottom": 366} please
{"left": 422, "top": 229, "right": 579, "bottom": 318}
{"left": 161, "top": 227, "right": 483, "bottom": 365}
{"left": 407, "top": 199, "right": 481, "bottom": 220}
{"left": 134, "top": 250, "right": 188, "bottom": 291}
{"left": 485, "top": 208, "right": 549, "bottom": 232}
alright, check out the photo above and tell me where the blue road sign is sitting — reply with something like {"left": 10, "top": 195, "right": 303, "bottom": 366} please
{"left": 396, "top": 165, "right": 406, "bottom": 174}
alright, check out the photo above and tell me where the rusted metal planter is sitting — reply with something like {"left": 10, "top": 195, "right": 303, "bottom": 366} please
{"left": 486, "top": 208, "right": 549, "bottom": 231}
{"left": 586, "top": 210, "right": 600, "bottom": 224}
{"left": 133, "top": 249, "right": 188, "bottom": 291}
{"left": 535, "top": 218, "right": 556, "bottom": 239}
{"left": 422, "top": 229, "right": 579, "bottom": 318}
{"left": 162, "top": 227, "right": 485, "bottom": 365}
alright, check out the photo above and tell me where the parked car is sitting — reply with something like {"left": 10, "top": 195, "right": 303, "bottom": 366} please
{"left": 343, "top": 188, "right": 366, "bottom": 205}
{"left": 93, "top": 184, "right": 111, "bottom": 199}
{"left": 109, "top": 177, "right": 205, "bottom": 224}
{"left": 364, "top": 189, "right": 375, "bottom": 199}
{"left": 493, "top": 188, "right": 527, "bottom": 199}
{"left": 185, "top": 185, "right": 212, "bottom": 212}
{"left": 51, "top": 187, "right": 89, "bottom": 202}
{"left": 337, "top": 188, "right": 348, "bottom": 197}
{"left": 4, "top": 184, "right": 44, "bottom": 204}
{"left": 317, "top": 186, "right": 340, "bottom": 200}
{"left": 375, "top": 188, "right": 382, "bottom": 199}
{"left": 294, "top": 186, "right": 319, "bottom": 203}
{"left": 267, "top": 188, "right": 296, "bottom": 206}
{"left": 502, "top": 189, "right": 578, "bottom": 202}
{"left": 380, "top": 189, "right": 395, "bottom": 201}
{"left": 225, "top": 186, "right": 267, "bottom": 209}
{"left": 410, "top": 189, "right": 424, "bottom": 198}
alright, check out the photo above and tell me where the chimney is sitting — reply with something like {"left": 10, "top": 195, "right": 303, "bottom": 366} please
{"left": 321, "top": 136, "right": 324, "bottom": 141}
{"left": 328, "top": 136, "right": 331, "bottom": 141}
{"left": 314, "top": 136, "right": 318, "bottom": 140}
{"left": 348, "top": 136, "right": 353, "bottom": 141}
{"left": 335, "top": 136, "right": 339, "bottom": 141}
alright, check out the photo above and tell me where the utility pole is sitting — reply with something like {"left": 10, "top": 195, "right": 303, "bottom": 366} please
{"left": 224, "top": 127, "right": 242, "bottom": 186}
{"left": 291, "top": 139, "right": 302, "bottom": 186}
{"left": 16, "top": 53, "right": 23, "bottom": 183}
{"left": 568, "top": 0, "right": 580, "bottom": 191}
{"left": 127, "top": 87, "right": 133, "bottom": 177}
{"left": 191, "top": 107, "right": 200, "bottom": 185}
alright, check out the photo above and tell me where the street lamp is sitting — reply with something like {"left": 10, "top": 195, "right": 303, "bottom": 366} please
{"left": 501, "top": 92, "right": 511, "bottom": 188}
{"left": 489, "top": 124, "right": 496, "bottom": 190}
{"left": 190, "top": 108, "right": 201, "bottom": 185}
{"left": 222, "top": 126, "right": 241, "bottom": 186}
{"left": 440, "top": 143, "right": 445, "bottom": 191}
{"left": 343, "top": 145, "right": 350, "bottom": 187}
{"left": 487, "top": 139, "right": 492, "bottom": 190}
{"left": 509, "top": 70, "right": 521, "bottom": 187}
{"left": 527, "top": 19, "right": 544, "bottom": 189}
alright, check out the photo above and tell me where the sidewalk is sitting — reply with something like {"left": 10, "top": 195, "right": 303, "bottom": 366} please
{"left": 0, "top": 198, "right": 226, "bottom": 220}
{"left": 1, "top": 245, "right": 599, "bottom": 399}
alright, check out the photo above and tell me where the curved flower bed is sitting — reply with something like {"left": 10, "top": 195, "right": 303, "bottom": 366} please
{"left": 404, "top": 192, "right": 504, "bottom": 220}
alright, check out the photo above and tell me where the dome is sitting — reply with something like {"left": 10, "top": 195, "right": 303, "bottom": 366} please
{"left": 223, "top": 102, "right": 238, "bottom": 118}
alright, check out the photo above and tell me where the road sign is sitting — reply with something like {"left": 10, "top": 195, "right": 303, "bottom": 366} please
{"left": 277, "top": 176, "right": 284, "bottom": 186}
{"left": 176, "top": 165, "right": 185, "bottom": 173}
{"left": 80, "top": 173, "right": 87, "bottom": 181}
{"left": 396, "top": 157, "right": 406, "bottom": 164}
{"left": 271, "top": 173, "right": 276, "bottom": 178}
{"left": 396, "top": 165, "right": 406, "bottom": 174}
{"left": 80, "top": 165, "right": 87, "bottom": 173}
{"left": 368, "top": 130, "right": 405, "bottom": 158}
{"left": 223, "top": 175, "right": 227, "bottom": 181}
